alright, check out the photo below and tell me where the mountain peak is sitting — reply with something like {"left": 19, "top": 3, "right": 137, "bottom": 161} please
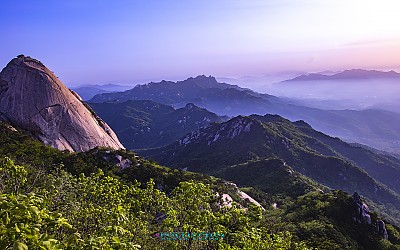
{"left": 89, "top": 74, "right": 249, "bottom": 106}
{"left": 284, "top": 69, "right": 400, "bottom": 82}
{"left": 183, "top": 75, "right": 219, "bottom": 87}
{"left": 292, "top": 120, "right": 313, "bottom": 129}
{"left": 184, "top": 103, "right": 196, "bottom": 110}
{"left": 8, "top": 55, "right": 51, "bottom": 76}
{"left": 338, "top": 69, "right": 400, "bottom": 78}
{"left": 177, "top": 115, "right": 260, "bottom": 147}
{"left": 0, "top": 55, "right": 124, "bottom": 152}
{"left": 193, "top": 74, "right": 216, "bottom": 80}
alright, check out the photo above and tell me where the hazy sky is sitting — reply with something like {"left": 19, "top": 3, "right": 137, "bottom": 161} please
{"left": 1, "top": 0, "right": 400, "bottom": 86}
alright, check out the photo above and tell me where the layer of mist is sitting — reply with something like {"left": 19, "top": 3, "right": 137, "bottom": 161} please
{"left": 250, "top": 78, "right": 400, "bottom": 113}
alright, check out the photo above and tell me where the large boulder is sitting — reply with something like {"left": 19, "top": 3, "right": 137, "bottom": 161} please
{"left": 0, "top": 55, "right": 124, "bottom": 152}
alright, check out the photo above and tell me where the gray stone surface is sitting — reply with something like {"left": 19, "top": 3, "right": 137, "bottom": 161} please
{"left": 377, "top": 220, "right": 389, "bottom": 240}
{"left": 0, "top": 55, "right": 124, "bottom": 152}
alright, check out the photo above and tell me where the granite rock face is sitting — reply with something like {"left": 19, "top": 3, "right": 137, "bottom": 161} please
{"left": 377, "top": 220, "right": 389, "bottom": 240}
{"left": 0, "top": 55, "right": 124, "bottom": 152}
{"left": 352, "top": 192, "right": 371, "bottom": 225}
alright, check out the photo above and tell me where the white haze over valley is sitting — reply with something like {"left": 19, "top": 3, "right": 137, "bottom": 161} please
{"left": 218, "top": 73, "right": 400, "bottom": 114}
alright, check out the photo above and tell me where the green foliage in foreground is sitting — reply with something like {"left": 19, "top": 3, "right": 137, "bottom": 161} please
{"left": 263, "top": 190, "right": 400, "bottom": 250}
{"left": 1, "top": 121, "right": 400, "bottom": 249}
{"left": 0, "top": 157, "right": 309, "bottom": 249}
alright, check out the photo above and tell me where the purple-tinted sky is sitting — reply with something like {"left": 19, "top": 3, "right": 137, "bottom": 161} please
{"left": 1, "top": 0, "right": 400, "bottom": 86}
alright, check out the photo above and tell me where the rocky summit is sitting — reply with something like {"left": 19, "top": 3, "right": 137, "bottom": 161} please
{"left": 0, "top": 55, "right": 124, "bottom": 152}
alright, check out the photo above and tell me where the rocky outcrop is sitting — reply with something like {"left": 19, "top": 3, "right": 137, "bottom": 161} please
{"left": 377, "top": 220, "right": 389, "bottom": 240}
{"left": 0, "top": 55, "right": 124, "bottom": 152}
{"left": 238, "top": 191, "right": 265, "bottom": 211}
{"left": 352, "top": 192, "right": 371, "bottom": 224}
{"left": 352, "top": 192, "right": 391, "bottom": 240}
{"left": 115, "top": 154, "right": 132, "bottom": 169}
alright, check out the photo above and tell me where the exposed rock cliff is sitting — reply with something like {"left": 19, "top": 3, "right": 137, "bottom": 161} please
{"left": 0, "top": 55, "right": 124, "bottom": 152}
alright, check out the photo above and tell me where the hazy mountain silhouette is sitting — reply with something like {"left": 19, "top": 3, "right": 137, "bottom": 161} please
{"left": 72, "top": 84, "right": 134, "bottom": 100}
{"left": 282, "top": 69, "right": 400, "bottom": 82}
{"left": 89, "top": 75, "right": 400, "bottom": 154}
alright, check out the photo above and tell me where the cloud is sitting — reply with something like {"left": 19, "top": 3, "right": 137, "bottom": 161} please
{"left": 341, "top": 38, "right": 400, "bottom": 48}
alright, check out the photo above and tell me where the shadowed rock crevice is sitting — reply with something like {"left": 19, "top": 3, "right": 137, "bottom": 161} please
{"left": 0, "top": 79, "right": 8, "bottom": 94}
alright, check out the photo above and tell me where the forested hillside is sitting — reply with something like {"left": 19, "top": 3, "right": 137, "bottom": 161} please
{"left": 141, "top": 115, "right": 400, "bottom": 226}
{"left": 89, "top": 100, "right": 226, "bottom": 150}
{"left": 1, "top": 120, "right": 400, "bottom": 249}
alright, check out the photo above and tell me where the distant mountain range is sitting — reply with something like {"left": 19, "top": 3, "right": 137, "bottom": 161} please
{"left": 282, "top": 69, "right": 400, "bottom": 82}
{"left": 140, "top": 114, "right": 400, "bottom": 223}
{"left": 89, "top": 100, "right": 227, "bottom": 149}
{"left": 2, "top": 55, "right": 400, "bottom": 248}
{"left": 88, "top": 75, "right": 400, "bottom": 154}
{"left": 2, "top": 98, "right": 399, "bottom": 248}
{"left": 89, "top": 75, "right": 281, "bottom": 115}
{"left": 72, "top": 84, "right": 134, "bottom": 100}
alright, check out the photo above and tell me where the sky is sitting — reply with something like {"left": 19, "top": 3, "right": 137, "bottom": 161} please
{"left": 1, "top": 0, "right": 400, "bottom": 86}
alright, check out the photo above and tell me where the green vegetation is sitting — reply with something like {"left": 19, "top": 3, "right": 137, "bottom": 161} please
{"left": 89, "top": 100, "right": 224, "bottom": 150}
{"left": 142, "top": 115, "right": 400, "bottom": 225}
{"left": 0, "top": 157, "right": 311, "bottom": 249}
{"left": 1, "top": 120, "right": 400, "bottom": 249}
{"left": 263, "top": 190, "right": 400, "bottom": 249}
{"left": 0, "top": 121, "right": 310, "bottom": 249}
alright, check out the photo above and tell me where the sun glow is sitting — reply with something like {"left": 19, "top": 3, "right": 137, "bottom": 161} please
{"left": 331, "top": 0, "right": 400, "bottom": 41}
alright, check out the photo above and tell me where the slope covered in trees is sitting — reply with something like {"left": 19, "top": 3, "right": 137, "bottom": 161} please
{"left": 141, "top": 115, "right": 400, "bottom": 225}
{"left": 1, "top": 121, "right": 400, "bottom": 249}
{"left": 89, "top": 100, "right": 226, "bottom": 150}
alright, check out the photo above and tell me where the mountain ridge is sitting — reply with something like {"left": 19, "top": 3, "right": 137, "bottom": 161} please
{"left": 89, "top": 100, "right": 227, "bottom": 149}
{"left": 1, "top": 116, "right": 399, "bottom": 249}
{"left": 1, "top": 56, "right": 400, "bottom": 248}
{"left": 71, "top": 84, "right": 134, "bottom": 100}
{"left": 87, "top": 74, "right": 400, "bottom": 154}
{"left": 140, "top": 114, "right": 400, "bottom": 224}
{"left": 282, "top": 69, "right": 400, "bottom": 82}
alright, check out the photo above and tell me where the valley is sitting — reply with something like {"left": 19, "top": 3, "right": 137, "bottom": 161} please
{"left": 3, "top": 1, "right": 400, "bottom": 248}
{"left": 1, "top": 56, "right": 400, "bottom": 249}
